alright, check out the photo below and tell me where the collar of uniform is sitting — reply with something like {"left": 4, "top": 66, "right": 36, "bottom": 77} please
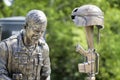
{"left": 16, "top": 31, "right": 36, "bottom": 55}
{"left": 17, "top": 30, "right": 34, "bottom": 52}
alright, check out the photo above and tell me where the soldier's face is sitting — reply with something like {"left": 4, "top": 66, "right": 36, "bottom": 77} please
{"left": 26, "top": 24, "right": 46, "bottom": 44}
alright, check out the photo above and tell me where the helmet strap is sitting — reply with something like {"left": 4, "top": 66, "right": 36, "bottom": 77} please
{"left": 97, "top": 27, "right": 101, "bottom": 44}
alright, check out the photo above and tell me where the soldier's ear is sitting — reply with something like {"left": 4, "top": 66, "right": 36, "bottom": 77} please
{"left": 24, "top": 25, "right": 26, "bottom": 29}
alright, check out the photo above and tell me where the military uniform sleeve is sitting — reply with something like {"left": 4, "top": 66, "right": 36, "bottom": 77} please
{"left": 40, "top": 43, "right": 51, "bottom": 80}
{"left": 0, "top": 42, "right": 12, "bottom": 80}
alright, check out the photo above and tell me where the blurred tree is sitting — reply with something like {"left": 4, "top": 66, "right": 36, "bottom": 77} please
{"left": 0, "top": 0, "right": 120, "bottom": 80}
{"left": 107, "top": 0, "right": 120, "bottom": 8}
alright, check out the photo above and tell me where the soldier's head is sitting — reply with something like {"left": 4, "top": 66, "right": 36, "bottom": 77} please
{"left": 71, "top": 4, "right": 104, "bottom": 29}
{"left": 24, "top": 9, "right": 47, "bottom": 44}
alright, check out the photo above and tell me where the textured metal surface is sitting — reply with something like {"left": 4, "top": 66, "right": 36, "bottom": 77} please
{"left": 0, "top": 10, "right": 50, "bottom": 80}
{"left": 71, "top": 4, "right": 104, "bottom": 28}
{"left": 72, "top": 5, "right": 104, "bottom": 80}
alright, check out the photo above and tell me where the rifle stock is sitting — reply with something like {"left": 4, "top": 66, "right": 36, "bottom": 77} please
{"left": 76, "top": 44, "right": 99, "bottom": 76}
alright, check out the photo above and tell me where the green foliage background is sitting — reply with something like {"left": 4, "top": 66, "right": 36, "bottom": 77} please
{"left": 0, "top": 0, "right": 120, "bottom": 80}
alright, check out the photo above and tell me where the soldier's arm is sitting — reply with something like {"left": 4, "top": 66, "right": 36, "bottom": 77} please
{"left": 41, "top": 43, "right": 51, "bottom": 80}
{"left": 0, "top": 42, "right": 12, "bottom": 80}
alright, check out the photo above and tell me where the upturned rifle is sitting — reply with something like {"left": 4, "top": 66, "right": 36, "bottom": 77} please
{"left": 76, "top": 26, "right": 99, "bottom": 80}
{"left": 71, "top": 4, "right": 104, "bottom": 80}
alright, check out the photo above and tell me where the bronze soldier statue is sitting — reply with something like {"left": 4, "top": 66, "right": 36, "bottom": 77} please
{"left": 0, "top": 10, "right": 51, "bottom": 80}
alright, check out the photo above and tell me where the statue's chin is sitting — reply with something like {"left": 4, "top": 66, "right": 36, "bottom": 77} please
{"left": 31, "top": 39, "right": 39, "bottom": 44}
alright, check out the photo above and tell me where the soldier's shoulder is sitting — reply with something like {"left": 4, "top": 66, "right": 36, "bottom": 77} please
{"left": 38, "top": 38, "right": 49, "bottom": 50}
{"left": 0, "top": 35, "right": 16, "bottom": 48}
{"left": 39, "top": 38, "right": 49, "bottom": 58}
{"left": 1, "top": 34, "right": 18, "bottom": 44}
